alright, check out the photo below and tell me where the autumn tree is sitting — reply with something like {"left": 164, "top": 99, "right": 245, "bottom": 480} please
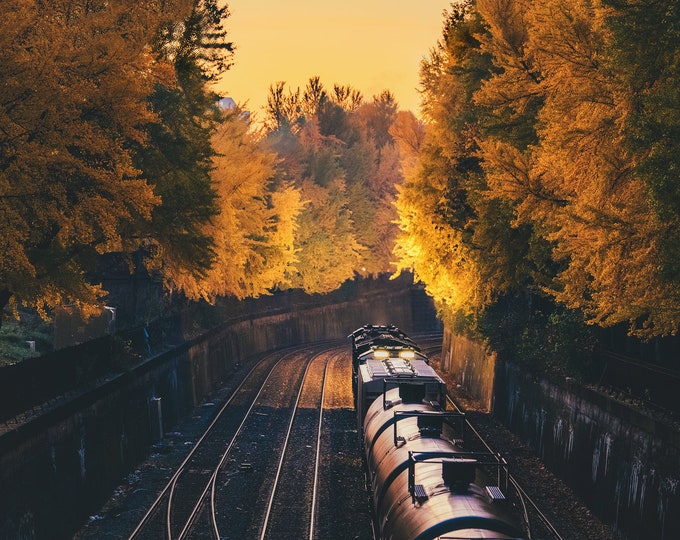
{"left": 0, "top": 0, "right": 194, "bottom": 324}
{"left": 389, "top": 111, "right": 427, "bottom": 177}
{"left": 264, "top": 82, "right": 303, "bottom": 132}
{"left": 339, "top": 93, "right": 402, "bottom": 275}
{"left": 602, "top": 0, "right": 680, "bottom": 330}
{"left": 360, "top": 90, "right": 399, "bottom": 152}
{"left": 395, "top": 0, "right": 680, "bottom": 340}
{"left": 478, "top": 0, "right": 680, "bottom": 336}
{"left": 130, "top": 1, "right": 303, "bottom": 304}
{"left": 168, "top": 108, "right": 302, "bottom": 300}
{"left": 267, "top": 115, "right": 364, "bottom": 293}
{"left": 131, "top": 0, "right": 235, "bottom": 292}
{"left": 393, "top": 1, "right": 533, "bottom": 323}
{"left": 263, "top": 77, "right": 409, "bottom": 289}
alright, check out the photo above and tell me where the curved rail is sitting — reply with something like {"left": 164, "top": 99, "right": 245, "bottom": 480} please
{"left": 308, "top": 356, "right": 330, "bottom": 540}
{"left": 446, "top": 394, "right": 563, "bottom": 540}
{"left": 190, "top": 348, "right": 308, "bottom": 539}
{"left": 176, "top": 349, "right": 301, "bottom": 539}
{"left": 127, "top": 353, "right": 274, "bottom": 539}
{"left": 127, "top": 346, "right": 313, "bottom": 540}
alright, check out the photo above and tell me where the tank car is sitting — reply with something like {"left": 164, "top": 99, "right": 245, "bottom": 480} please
{"left": 351, "top": 325, "right": 527, "bottom": 540}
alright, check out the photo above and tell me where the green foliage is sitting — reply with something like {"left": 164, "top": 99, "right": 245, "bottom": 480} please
{"left": 0, "top": 309, "right": 52, "bottom": 365}
{"left": 156, "top": 0, "right": 234, "bottom": 81}
{"left": 478, "top": 294, "right": 598, "bottom": 381}
{"left": 132, "top": 0, "right": 238, "bottom": 284}
{"left": 132, "top": 80, "right": 220, "bottom": 279}
{"left": 603, "top": 0, "right": 680, "bottom": 285}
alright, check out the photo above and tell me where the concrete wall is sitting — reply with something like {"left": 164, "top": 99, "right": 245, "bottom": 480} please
{"left": 441, "top": 327, "right": 680, "bottom": 539}
{"left": 0, "top": 283, "right": 434, "bottom": 540}
{"left": 496, "top": 364, "right": 680, "bottom": 540}
{"left": 441, "top": 327, "right": 497, "bottom": 411}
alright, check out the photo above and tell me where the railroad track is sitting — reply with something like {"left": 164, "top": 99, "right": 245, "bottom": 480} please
{"left": 101, "top": 331, "right": 561, "bottom": 540}
{"left": 126, "top": 347, "right": 288, "bottom": 538}
{"left": 126, "top": 341, "right": 369, "bottom": 540}
{"left": 445, "top": 393, "right": 563, "bottom": 539}
{"left": 256, "top": 349, "right": 338, "bottom": 539}
{"left": 126, "top": 345, "right": 324, "bottom": 539}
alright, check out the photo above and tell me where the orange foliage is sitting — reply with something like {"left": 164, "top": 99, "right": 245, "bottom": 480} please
{"left": 394, "top": 0, "right": 680, "bottom": 336}
{"left": 0, "top": 0, "right": 192, "bottom": 316}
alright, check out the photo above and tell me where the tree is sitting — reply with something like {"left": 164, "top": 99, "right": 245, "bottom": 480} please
{"left": 263, "top": 78, "right": 407, "bottom": 288}
{"left": 170, "top": 109, "right": 302, "bottom": 300}
{"left": 389, "top": 111, "right": 427, "bottom": 177}
{"left": 393, "top": 1, "right": 517, "bottom": 322}
{"left": 360, "top": 90, "right": 398, "bottom": 152}
{"left": 131, "top": 0, "right": 236, "bottom": 293}
{"left": 524, "top": 0, "right": 677, "bottom": 335}
{"left": 474, "top": 0, "right": 542, "bottom": 149}
{"left": 397, "top": 0, "right": 680, "bottom": 338}
{"left": 286, "top": 176, "right": 364, "bottom": 293}
{"left": 0, "top": 0, "right": 193, "bottom": 323}
{"left": 603, "top": 0, "right": 680, "bottom": 304}
{"left": 273, "top": 117, "right": 364, "bottom": 292}
{"left": 331, "top": 84, "right": 364, "bottom": 111}
{"left": 264, "top": 82, "right": 303, "bottom": 132}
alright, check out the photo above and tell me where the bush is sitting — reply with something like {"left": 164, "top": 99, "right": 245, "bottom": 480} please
{"left": 477, "top": 292, "right": 599, "bottom": 381}
{"left": 0, "top": 310, "right": 52, "bottom": 365}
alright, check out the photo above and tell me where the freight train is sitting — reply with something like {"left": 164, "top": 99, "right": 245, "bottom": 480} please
{"left": 350, "top": 324, "right": 527, "bottom": 540}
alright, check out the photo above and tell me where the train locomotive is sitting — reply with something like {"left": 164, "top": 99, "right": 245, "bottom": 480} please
{"left": 350, "top": 324, "right": 526, "bottom": 540}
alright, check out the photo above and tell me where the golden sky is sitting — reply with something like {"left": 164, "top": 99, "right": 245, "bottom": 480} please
{"left": 215, "top": 0, "right": 451, "bottom": 122}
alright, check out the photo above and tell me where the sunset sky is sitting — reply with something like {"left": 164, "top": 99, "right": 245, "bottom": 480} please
{"left": 215, "top": 0, "right": 452, "bottom": 122}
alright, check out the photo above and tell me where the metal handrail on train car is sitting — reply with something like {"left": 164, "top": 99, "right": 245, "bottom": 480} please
{"left": 380, "top": 377, "right": 447, "bottom": 410}
{"left": 391, "top": 410, "right": 466, "bottom": 447}
{"left": 407, "top": 450, "right": 510, "bottom": 505}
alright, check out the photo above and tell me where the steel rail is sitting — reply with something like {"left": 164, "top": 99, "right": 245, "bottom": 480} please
{"left": 126, "top": 353, "right": 274, "bottom": 540}
{"left": 308, "top": 352, "right": 333, "bottom": 540}
{"left": 446, "top": 394, "right": 563, "bottom": 540}
{"left": 257, "top": 350, "right": 331, "bottom": 540}
{"left": 127, "top": 347, "right": 301, "bottom": 540}
{"left": 183, "top": 348, "right": 309, "bottom": 540}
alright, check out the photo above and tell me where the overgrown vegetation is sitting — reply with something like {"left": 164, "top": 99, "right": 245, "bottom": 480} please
{"left": 0, "top": 309, "right": 52, "bottom": 365}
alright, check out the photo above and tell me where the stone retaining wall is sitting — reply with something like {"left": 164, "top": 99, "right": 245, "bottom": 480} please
{"left": 441, "top": 327, "right": 497, "bottom": 411}
{"left": 441, "top": 327, "right": 680, "bottom": 539}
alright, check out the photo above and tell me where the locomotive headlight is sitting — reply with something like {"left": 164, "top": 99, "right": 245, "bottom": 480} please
{"left": 373, "top": 350, "right": 389, "bottom": 358}
{"left": 399, "top": 350, "right": 415, "bottom": 359}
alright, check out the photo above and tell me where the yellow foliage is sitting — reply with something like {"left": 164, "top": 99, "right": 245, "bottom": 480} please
{"left": 0, "top": 0, "right": 191, "bottom": 316}
{"left": 394, "top": 0, "right": 680, "bottom": 337}
{"left": 287, "top": 178, "right": 364, "bottom": 293}
{"left": 393, "top": 162, "right": 490, "bottom": 317}
{"left": 475, "top": 0, "right": 540, "bottom": 117}
{"left": 478, "top": 0, "right": 680, "bottom": 336}
{"left": 166, "top": 112, "right": 302, "bottom": 301}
